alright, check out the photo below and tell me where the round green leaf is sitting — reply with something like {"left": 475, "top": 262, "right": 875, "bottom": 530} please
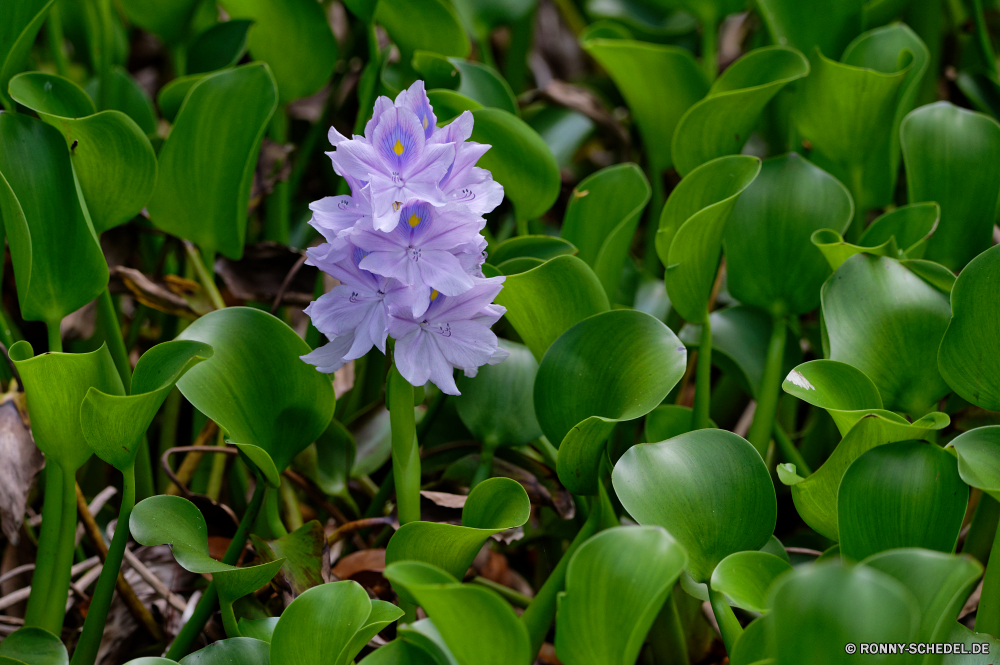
{"left": 251, "top": 521, "right": 327, "bottom": 596}
{"left": 177, "top": 307, "right": 334, "bottom": 472}
{"left": 130, "top": 495, "right": 232, "bottom": 574}
{"left": 756, "top": 0, "right": 863, "bottom": 59}
{"left": 218, "top": 0, "right": 338, "bottom": 103}
{"left": 359, "top": 640, "right": 439, "bottom": 665}
{"left": 939, "top": 245, "right": 1000, "bottom": 411}
{"left": 119, "top": 0, "right": 200, "bottom": 43}
{"left": 555, "top": 526, "right": 687, "bottom": 665}
{"left": 724, "top": 153, "right": 852, "bottom": 315}
{"left": 147, "top": 63, "right": 278, "bottom": 259}
{"left": 187, "top": 20, "right": 254, "bottom": 75}
{"left": 398, "top": 619, "right": 460, "bottom": 665}
{"left": 810, "top": 202, "right": 941, "bottom": 271}
{"left": 494, "top": 255, "right": 609, "bottom": 362}
{"left": 947, "top": 425, "right": 1000, "bottom": 500}
{"left": 0, "top": 0, "right": 53, "bottom": 110}
{"left": 412, "top": 53, "right": 518, "bottom": 115}
{"left": 613, "top": 429, "right": 776, "bottom": 583}
{"left": 781, "top": 359, "right": 884, "bottom": 435}
{"left": 0, "top": 627, "right": 67, "bottom": 665}
{"left": 426, "top": 90, "right": 483, "bottom": 123}
{"left": 658, "top": 155, "right": 761, "bottom": 322}
{"left": 838, "top": 441, "right": 968, "bottom": 560}
{"left": 644, "top": 404, "right": 707, "bottom": 442}
{"left": 822, "top": 254, "right": 951, "bottom": 417}
{"left": 238, "top": 617, "right": 278, "bottom": 643}
{"left": 862, "top": 549, "right": 983, "bottom": 643}
{"left": 455, "top": 340, "right": 541, "bottom": 449}
{"left": 560, "top": 163, "right": 651, "bottom": 299}
{"left": 582, "top": 39, "right": 708, "bottom": 171}
{"left": 376, "top": 0, "right": 470, "bottom": 60}
{"left": 784, "top": 411, "right": 949, "bottom": 541}
{"left": 234, "top": 443, "right": 280, "bottom": 487}
{"left": 470, "top": 108, "right": 559, "bottom": 224}
{"left": 901, "top": 102, "right": 1000, "bottom": 270}
{"left": 730, "top": 615, "right": 771, "bottom": 665}
{"left": 489, "top": 236, "right": 576, "bottom": 265}
{"left": 86, "top": 66, "right": 158, "bottom": 136}
{"left": 768, "top": 562, "right": 920, "bottom": 665}
{"left": 710, "top": 551, "right": 792, "bottom": 613}
{"left": 9, "top": 72, "right": 158, "bottom": 233}
{"left": 0, "top": 112, "right": 109, "bottom": 325}
{"left": 10, "top": 341, "right": 123, "bottom": 472}
{"left": 178, "top": 638, "right": 270, "bottom": 665}
{"left": 385, "top": 561, "right": 531, "bottom": 665}
{"left": 535, "top": 310, "right": 687, "bottom": 494}
{"left": 81, "top": 340, "right": 212, "bottom": 471}
{"left": 672, "top": 47, "right": 809, "bottom": 176}
{"left": 386, "top": 477, "right": 530, "bottom": 582}
{"left": 156, "top": 74, "right": 208, "bottom": 123}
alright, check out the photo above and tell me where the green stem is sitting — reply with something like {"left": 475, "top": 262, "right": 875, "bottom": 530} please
{"left": 773, "top": 422, "right": 811, "bottom": 476}
{"left": 977, "top": 512, "right": 1000, "bottom": 636}
{"left": 388, "top": 365, "right": 420, "bottom": 525}
{"left": 171, "top": 45, "right": 187, "bottom": 78}
{"left": 165, "top": 481, "right": 267, "bottom": 659}
{"left": 692, "top": 313, "right": 713, "bottom": 430}
{"left": 521, "top": 484, "right": 611, "bottom": 658}
{"left": 515, "top": 215, "right": 530, "bottom": 237}
{"left": 531, "top": 437, "right": 559, "bottom": 471}
{"left": 477, "top": 32, "right": 497, "bottom": 69}
{"left": 708, "top": 586, "right": 742, "bottom": 654}
{"left": 71, "top": 467, "right": 135, "bottom": 665}
{"left": 184, "top": 243, "right": 226, "bottom": 310}
{"left": 701, "top": 20, "right": 718, "bottom": 81}
{"left": 46, "top": 5, "right": 70, "bottom": 77}
{"left": 264, "top": 487, "right": 288, "bottom": 538}
{"left": 265, "top": 107, "right": 291, "bottom": 244}
{"left": 206, "top": 429, "right": 227, "bottom": 502}
{"left": 647, "top": 593, "right": 688, "bottom": 665}
{"left": 47, "top": 320, "right": 62, "bottom": 353}
{"left": 124, "top": 304, "right": 148, "bottom": 352}
{"left": 363, "top": 472, "right": 395, "bottom": 520}
{"left": 39, "top": 463, "right": 78, "bottom": 634}
{"left": 280, "top": 476, "right": 303, "bottom": 532}
{"left": 220, "top": 598, "right": 241, "bottom": 639}
{"left": 964, "top": 493, "right": 1000, "bottom": 565}
{"left": 471, "top": 447, "right": 494, "bottom": 488}
{"left": 97, "top": 289, "right": 132, "bottom": 393}
{"left": 24, "top": 463, "right": 64, "bottom": 628}
{"left": 472, "top": 576, "right": 532, "bottom": 609}
{"left": 970, "top": 0, "right": 999, "bottom": 78}
{"left": 746, "top": 314, "right": 787, "bottom": 458}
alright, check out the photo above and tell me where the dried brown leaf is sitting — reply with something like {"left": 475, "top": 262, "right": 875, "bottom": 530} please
{"left": 0, "top": 396, "right": 43, "bottom": 544}
{"left": 215, "top": 242, "right": 319, "bottom": 307}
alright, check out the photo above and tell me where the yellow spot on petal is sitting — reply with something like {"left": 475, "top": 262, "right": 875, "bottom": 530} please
{"left": 430, "top": 290, "right": 439, "bottom": 301}
{"left": 408, "top": 213, "right": 421, "bottom": 227}
{"left": 422, "top": 115, "right": 429, "bottom": 129}
{"left": 393, "top": 139, "right": 405, "bottom": 155}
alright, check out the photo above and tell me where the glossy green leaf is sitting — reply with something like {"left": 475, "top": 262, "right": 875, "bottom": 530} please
{"left": 81, "top": 340, "right": 211, "bottom": 470}
{"left": 0, "top": 112, "right": 108, "bottom": 325}
{"left": 376, "top": 0, "right": 470, "bottom": 60}
{"left": 301, "top": 419, "right": 355, "bottom": 498}
{"left": 489, "top": 236, "right": 576, "bottom": 265}
{"left": 672, "top": 47, "right": 809, "bottom": 176}
{"left": 942, "top": 623, "right": 1000, "bottom": 665}
{"left": 680, "top": 305, "right": 801, "bottom": 399}
{"left": 470, "top": 108, "right": 559, "bottom": 224}
{"left": 811, "top": 202, "right": 940, "bottom": 270}
{"left": 768, "top": 562, "right": 920, "bottom": 665}
{"left": 177, "top": 307, "right": 334, "bottom": 472}
{"left": 252, "top": 520, "right": 326, "bottom": 596}
{"left": 398, "top": 619, "right": 460, "bottom": 665}
{"left": 535, "top": 310, "right": 687, "bottom": 494}
{"left": 494, "top": 255, "right": 609, "bottom": 362}
{"left": 455, "top": 340, "right": 541, "bottom": 448}
{"left": 560, "top": 163, "right": 650, "bottom": 298}
{"left": 947, "top": 426, "right": 1000, "bottom": 501}
{"left": 674, "top": 0, "right": 745, "bottom": 26}
{"left": 9, "top": 72, "right": 157, "bottom": 233}
{"left": 782, "top": 411, "right": 949, "bottom": 541}
{"left": 0, "top": 628, "right": 67, "bottom": 665}
{"left": 782, "top": 359, "right": 884, "bottom": 435}
{"left": 582, "top": 39, "right": 708, "bottom": 171}
{"left": 939, "top": 245, "right": 1000, "bottom": 410}
{"left": 794, "top": 30, "right": 916, "bottom": 213}
{"left": 730, "top": 615, "right": 771, "bottom": 665}
{"left": 359, "top": 640, "right": 439, "bottom": 665}
{"left": 270, "top": 581, "right": 398, "bottom": 665}
{"left": 822, "top": 254, "right": 951, "bottom": 416}
{"left": 412, "top": 53, "right": 518, "bottom": 114}
{"left": 863, "top": 549, "right": 982, "bottom": 643}
{"left": 0, "top": 0, "right": 52, "bottom": 110}
{"left": 237, "top": 617, "right": 278, "bottom": 643}
{"left": 426, "top": 90, "right": 483, "bottom": 122}
{"left": 555, "top": 526, "right": 687, "bottom": 665}
{"left": 724, "top": 153, "right": 852, "bottom": 315}
{"left": 218, "top": 0, "right": 337, "bottom": 103}
{"left": 147, "top": 63, "right": 278, "bottom": 259}
{"left": 386, "top": 477, "right": 530, "bottom": 581}
{"left": 710, "top": 551, "right": 792, "bottom": 613}
{"left": 450, "top": 0, "right": 535, "bottom": 37}
{"left": 528, "top": 107, "right": 595, "bottom": 167}
{"left": 10, "top": 341, "right": 123, "bottom": 472}
{"left": 755, "top": 0, "right": 863, "bottom": 59}
{"left": 643, "top": 404, "right": 707, "bottom": 442}
{"left": 187, "top": 20, "right": 254, "bottom": 75}
{"left": 85, "top": 66, "right": 158, "bottom": 136}
{"left": 119, "top": 0, "right": 200, "bottom": 43}
{"left": 177, "top": 638, "right": 270, "bottom": 665}
{"left": 156, "top": 74, "right": 207, "bottom": 123}
{"left": 384, "top": 561, "right": 531, "bottom": 665}
{"left": 838, "top": 441, "right": 968, "bottom": 560}
{"left": 234, "top": 443, "right": 280, "bottom": 488}
{"left": 901, "top": 102, "right": 1000, "bottom": 270}
{"left": 613, "top": 429, "right": 776, "bottom": 582}
{"left": 658, "top": 155, "right": 760, "bottom": 322}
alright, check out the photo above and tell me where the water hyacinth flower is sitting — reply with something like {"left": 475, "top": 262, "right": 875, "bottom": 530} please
{"left": 302, "top": 81, "right": 507, "bottom": 395}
